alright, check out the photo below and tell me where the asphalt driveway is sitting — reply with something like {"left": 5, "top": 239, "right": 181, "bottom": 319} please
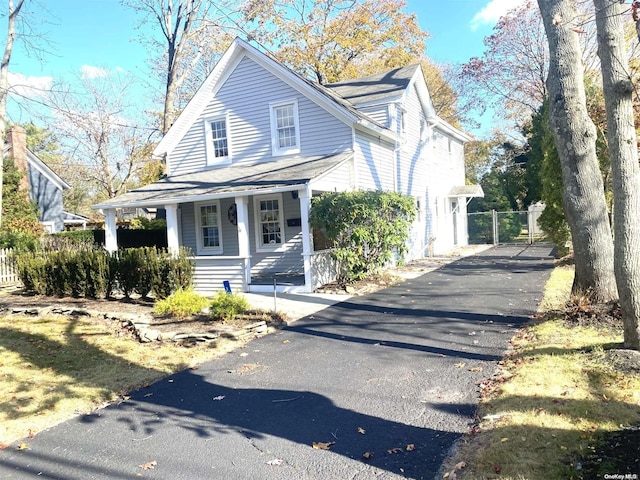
{"left": 0, "top": 244, "right": 555, "bottom": 480}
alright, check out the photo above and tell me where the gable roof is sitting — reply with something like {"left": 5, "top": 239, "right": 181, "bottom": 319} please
{"left": 328, "top": 63, "right": 471, "bottom": 143}
{"left": 325, "top": 65, "right": 420, "bottom": 107}
{"left": 4, "top": 130, "right": 70, "bottom": 192}
{"left": 153, "top": 38, "right": 397, "bottom": 160}
{"left": 26, "top": 149, "right": 71, "bottom": 191}
{"left": 94, "top": 152, "right": 352, "bottom": 209}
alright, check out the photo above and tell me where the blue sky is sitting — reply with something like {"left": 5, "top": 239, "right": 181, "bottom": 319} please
{"left": 5, "top": 0, "right": 525, "bottom": 133}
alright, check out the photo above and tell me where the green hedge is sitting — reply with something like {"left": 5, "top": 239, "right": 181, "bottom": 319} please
{"left": 15, "top": 247, "right": 193, "bottom": 299}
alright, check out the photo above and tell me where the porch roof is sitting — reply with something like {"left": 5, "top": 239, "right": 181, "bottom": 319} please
{"left": 93, "top": 152, "right": 353, "bottom": 210}
{"left": 448, "top": 184, "right": 484, "bottom": 198}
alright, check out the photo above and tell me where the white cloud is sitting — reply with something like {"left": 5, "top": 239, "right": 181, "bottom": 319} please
{"left": 80, "top": 65, "right": 109, "bottom": 79}
{"left": 7, "top": 72, "right": 53, "bottom": 99}
{"left": 470, "top": 0, "right": 525, "bottom": 31}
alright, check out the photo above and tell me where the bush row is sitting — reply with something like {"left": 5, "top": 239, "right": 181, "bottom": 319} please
{"left": 15, "top": 247, "right": 193, "bottom": 299}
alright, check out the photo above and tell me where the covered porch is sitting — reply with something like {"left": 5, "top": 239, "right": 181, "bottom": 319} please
{"left": 92, "top": 153, "right": 354, "bottom": 294}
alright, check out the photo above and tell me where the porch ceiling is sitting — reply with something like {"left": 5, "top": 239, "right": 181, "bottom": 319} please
{"left": 93, "top": 152, "right": 353, "bottom": 209}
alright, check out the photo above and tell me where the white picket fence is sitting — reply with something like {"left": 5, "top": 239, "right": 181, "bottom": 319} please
{"left": 0, "top": 248, "right": 18, "bottom": 285}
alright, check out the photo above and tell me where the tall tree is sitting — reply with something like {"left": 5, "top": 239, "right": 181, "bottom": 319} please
{"left": 0, "top": 0, "right": 25, "bottom": 228}
{"left": 123, "top": 0, "right": 239, "bottom": 134}
{"left": 594, "top": 0, "right": 640, "bottom": 349}
{"left": 45, "top": 73, "right": 156, "bottom": 203}
{"left": 243, "top": 0, "right": 427, "bottom": 84}
{"left": 537, "top": 0, "right": 617, "bottom": 302}
{"left": 462, "top": 1, "right": 548, "bottom": 127}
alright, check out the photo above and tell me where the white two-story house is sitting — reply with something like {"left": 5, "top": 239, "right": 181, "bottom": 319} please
{"left": 93, "top": 38, "right": 481, "bottom": 294}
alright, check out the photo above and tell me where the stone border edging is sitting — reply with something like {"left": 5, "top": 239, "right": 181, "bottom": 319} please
{"left": 2, "top": 306, "right": 269, "bottom": 344}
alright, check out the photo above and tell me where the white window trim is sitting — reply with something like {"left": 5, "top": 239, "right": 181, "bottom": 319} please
{"left": 41, "top": 221, "right": 56, "bottom": 234}
{"left": 194, "top": 201, "right": 223, "bottom": 254}
{"left": 253, "top": 193, "right": 286, "bottom": 252}
{"left": 269, "top": 99, "right": 301, "bottom": 157}
{"left": 204, "top": 112, "right": 232, "bottom": 166}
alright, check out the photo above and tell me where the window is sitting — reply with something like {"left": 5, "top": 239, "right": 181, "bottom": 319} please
{"left": 254, "top": 194, "right": 284, "bottom": 250}
{"left": 204, "top": 114, "right": 231, "bottom": 165}
{"left": 195, "top": 202, "right": 223, "bottom": 253}
{"left": 270, "top": 100, "right": 300, "bottom": 156}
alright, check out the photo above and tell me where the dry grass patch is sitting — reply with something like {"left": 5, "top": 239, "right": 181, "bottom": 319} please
{"left": 442, "top": 265, "right": 640, "bottom": 479}
{"left": 0, "top": 313, "right": 246, "bottom": 446}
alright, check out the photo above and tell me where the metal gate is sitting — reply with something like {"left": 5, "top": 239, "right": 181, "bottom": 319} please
{"left": 467, "top": 206, "right": 546, "bottom": 246}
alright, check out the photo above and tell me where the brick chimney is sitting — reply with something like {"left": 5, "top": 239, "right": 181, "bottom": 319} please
{"left": 6, "top": 125, "right": 29, "bottom": 191}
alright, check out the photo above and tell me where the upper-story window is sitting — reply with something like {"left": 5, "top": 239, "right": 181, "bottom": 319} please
{"left": 204, "top": 114, "right": 231, "bottom": 166}
{"left": 270, "top": 100, "right": 300, "bottom": 156}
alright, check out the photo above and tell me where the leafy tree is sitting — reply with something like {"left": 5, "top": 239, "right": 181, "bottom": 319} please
{"left": 0, "top": 154, "right": 42, "bottom": 248}
{"left": 310, "top": 190, "right": 415, "bottom": 284}
{"left": 462, "top": 1, "right": 548, "bottom": 128}
{"left": 244, "top": 0, "right": 426, "bottom": 84}
{"left": 537, "top": 0, "right": 617, "bottom": 302}
{"left": 534, "top": 102, "right": 570, "bottom": 251}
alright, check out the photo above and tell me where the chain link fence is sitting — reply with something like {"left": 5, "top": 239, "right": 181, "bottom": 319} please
{"left": 468, "top": 209, "right": 546, "bottom": 245}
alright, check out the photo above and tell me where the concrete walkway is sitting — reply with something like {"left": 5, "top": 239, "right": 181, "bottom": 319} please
{"left": 0, "top": 244, "right": 555, "bottom": 480}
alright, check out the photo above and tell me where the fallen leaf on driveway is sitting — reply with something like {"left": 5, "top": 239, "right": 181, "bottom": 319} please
{"left": 406, "top": 444, "right": 415, "bottom": 451}
{"left": 469, "top": 367, "right": 483, "bottom": 372}
{"left": 213, "top": 395, "right": 225, "bottom": 401}
{"left": 387, "top": 447, "right": 403, "bottom": 454}
{"left": 357, "top": 427, "right": 366, "bottom": 434}
{"left": 362, "top": 451, "right": 373, "bottom": 459}
{"left": 138, "top": 461, "right": 157, "bottom": 470}
{"left": 266, "top": 458, "right": 283, "bottom": 466}
{"left": 17, "top": 443, "right": 29, "bottom": 451}
{"left": 454, "top": 362, "right": 465, "bottom": 369}
{"left": 312, "top": 441, "right": 335, "bottom": 450}
{"left": 283, "top": 339, "right": 291, "bottom": 344}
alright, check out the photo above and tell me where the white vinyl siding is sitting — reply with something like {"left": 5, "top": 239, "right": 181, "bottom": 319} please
{"left": 204, "top": 114, "right": 231, "bottom": 165}
{"left": 311, "top": 159, "right": 354, "bottom": 192}
{"left": 195, "top": 201, "right": 223, "bottom": 254}
{"left": 357, "top": 105, "right": 390, "bottom": 127}
{"left": 192, "top": 257, "right": 246, "bottom": 295}
{"left": 167, "top": 56, "right": 352, "bottom": 176}
{"left": 353, "top": 130, "right": 395, "bottom": 191}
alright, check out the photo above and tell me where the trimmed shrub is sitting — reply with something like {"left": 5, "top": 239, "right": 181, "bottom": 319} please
{"left": 310, "top": 190, "right": 416, "bottom": 283}
{"left": 151, "top": 248, "right": 194, "bottom": 300}
{"left": 209, "top": 291, "right": 249, "bottom": 321}
{"left": 153, "top": 288, "right": 209, "bottom": 318}
{"left": 15, "top": 253, "right": 47, "bottom": 294}
{"left": 15, "top": 246, "right": 194, "bottom": 299}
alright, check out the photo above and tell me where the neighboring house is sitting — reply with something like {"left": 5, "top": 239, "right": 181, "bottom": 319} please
{"left": 5, "top": 126, "right": 71, "bottom": 233}
{"left": 93, "top": 38, "right": 482, "bottom": 294}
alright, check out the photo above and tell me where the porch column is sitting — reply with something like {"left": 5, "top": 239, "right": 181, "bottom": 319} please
{"left": 235, "top": 196, "right": 251, "bottom": 289}
{"left": 103, "top": 208, "right": 117, "bottom": 253}
{"left": 165, "top": 204, "right": 179, "bottom": 255}
{"left": 299, "top": 186, "right": 313, "bottom": 291}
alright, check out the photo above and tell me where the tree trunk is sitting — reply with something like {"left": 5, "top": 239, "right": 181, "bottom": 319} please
{"left": 537, "top": 0, "right": 617, "bottom": 302}
{"left": 594, "top": 0, "right": 640, "bottom": 349}
{"left": 0, "top": 0, "right": 25, "bottom": 228}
